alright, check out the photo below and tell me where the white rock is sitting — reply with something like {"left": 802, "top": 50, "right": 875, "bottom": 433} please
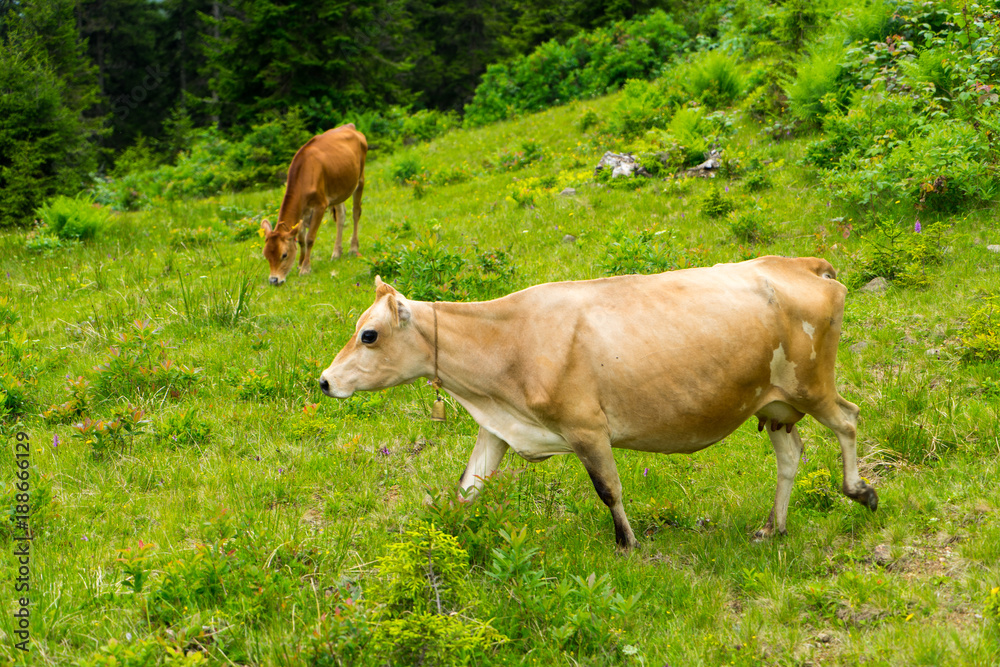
{"left": 859, "top": 277, "right": 889, "bottom": 294}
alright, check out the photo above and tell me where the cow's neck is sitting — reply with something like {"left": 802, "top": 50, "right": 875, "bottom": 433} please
{"left": 277, "top": 188, "right": 304, "bottom": 230}
{"left": 414, "top": 300, "right": 515, "bottom": 400}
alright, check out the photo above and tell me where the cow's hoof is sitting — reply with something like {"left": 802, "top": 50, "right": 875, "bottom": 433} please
{"left": 866, "top": 488, "right": 879, "bottom": 512}
{"left": 845, "top": 482, "right": 879, "bottom": 513}
{"left": 299, "top": 267, "right": 311, "bottom": 275}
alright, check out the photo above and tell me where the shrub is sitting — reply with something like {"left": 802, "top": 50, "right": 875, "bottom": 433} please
{"left": 420, "top": 474, "right": 519, "bottom": 565}
{"left": 960, "top": 297, "right": 1000, "bottom": 363}
{"left": 495, "top": 140, "right": 545, "bottom": 172}
{"left": 71, "top": 405, "right": 148, "bottom": 459}
{"left": 463, "top": 10, "right": 686, "bottom": 127}
{"left": 786, "top": 46, "right": 849, "bottom": 124}
{"left": 847, "top": 216, "right": 945, "bottom": 290}
{"left": 367, "top": 237, "right": 515, "bottom": 302}
{"left": 237, "top": 368, "right": 280, "bottom": 400}
{"left": 668, "top": 108, "right": 715, "bottom": 166}
{"left": 392, "top": 155, "right": 424, "bottom": 185}
{"left": 41, "top": 375, "right": 91, "bottom": 423}
{"left": 988, "top": 586, "right": 1000, "bottom": 636}
{"left": 93, "top": 320, "right": 200, "bottom": 400}
{"left": 370, "top": 522, "right": 506, "bottom": 665}
{"left": 23, "top": 230, "right": 68, "bottom": 253}
{"left": 0, "top": 327, "right": 37, "bottom": 420}
{"left": 683, "top": 50, "right": 745, "bottom": 109}
{"left": 612, "top": 79, "right": 679, "bottom": 139}
{"left": 600, "top": 226, "right": 686, "bottom": 276}
{"left": 794, "top": 469, "right": 838, "bottom": 511}
{"left": 728, "top": 208, "right": 777, "bottom": 244}
{"left": 701, "top": 187, "right": 737, "bottom": 218}
{"left": 35, "top": 194, "right": 109, "bottom": 240}
{"left": 155, "top": 407, "right": 212, "bottom": 448}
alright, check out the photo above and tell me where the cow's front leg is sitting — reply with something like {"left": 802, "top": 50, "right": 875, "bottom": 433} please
{"left": 298, "top": 209, "right": 317, "bottom": 275}
{"left": 574, "top": 435, "right": 637, "bottom": 550}
{"left": 756, "top": 423, "right": 804, "bottom": 538}
{"left": 420, "top": 427, "right": 507, "bottom": 506}
{"left": 455, "top": 427, "right": 509, "bottom": 500}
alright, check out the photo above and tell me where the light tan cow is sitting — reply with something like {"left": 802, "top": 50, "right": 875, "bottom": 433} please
{"left": 318, "top": 256, "right": 878, "bottom": 549}
{"left": 261, "top": 124, "right": 367, "bottom": 285}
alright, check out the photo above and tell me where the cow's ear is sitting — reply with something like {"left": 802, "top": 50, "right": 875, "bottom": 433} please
{"left": 396, "top": 298, "right": 411, "bottom": 324}
{"left": 374, "top": 276, "right": 399, "bottom": 298}
{"left": 261, "top": 219, "right": 273, "bottom": 235}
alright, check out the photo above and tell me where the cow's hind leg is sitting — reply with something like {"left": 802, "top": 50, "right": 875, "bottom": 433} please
{"left": 756, "top": 424, "right": 804, "bottom": 538}
{"left": 574, "top": 436, "right": 637, "bottom": 550}
{"left": 456, "top": 427, "right": 509, "bottom": 500}
{"left": 349, "top": 181, "right": 363, "bottom": 257}
{"left": 331, "top": 203, "right": 347, "bottom": 259}
{"left": 813, "top": 396, "right": 878, "bottom": 512}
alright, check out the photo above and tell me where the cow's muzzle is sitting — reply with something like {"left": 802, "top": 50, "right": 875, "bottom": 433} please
{"left": 318, "top": 374, "right": 353, "bottom": 399}
{"left": 269, "top": 276, "right": 284, "bottom": 286}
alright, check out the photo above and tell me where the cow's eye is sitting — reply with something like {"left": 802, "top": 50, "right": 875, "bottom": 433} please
{"left": 360, "top": 330, "right": 378, "bottom": 344}
{"left": 281, "top": 253, "right": 288, "bottom": 260}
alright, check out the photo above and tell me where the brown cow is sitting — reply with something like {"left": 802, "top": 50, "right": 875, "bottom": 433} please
{"left": 318, "top": 257, "right": 878, "bottom": 549}
{"left": 261, "top": 124, "right": 367, "bottom": 285}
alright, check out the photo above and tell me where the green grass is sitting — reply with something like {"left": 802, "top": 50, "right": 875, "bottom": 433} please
{"left": 2, "top": 93, "right": 1000, "bottom": 665}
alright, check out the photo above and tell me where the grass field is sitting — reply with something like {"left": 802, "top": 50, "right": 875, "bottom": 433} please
{"left": 2, "top": 92, "right": 1000, "bottom": 665}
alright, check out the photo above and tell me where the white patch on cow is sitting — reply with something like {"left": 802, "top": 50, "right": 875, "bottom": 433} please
{"left": 769, "top": 344, "right": 798, "bottom": 391}
{"left": 755, "top": 387, "right": 762, "bottom": 397}
{"left": 453, "top": 394, "right": 572, "bottom": 462}
{"left": 802, "top": 321, "right": 815, "bottom": 339}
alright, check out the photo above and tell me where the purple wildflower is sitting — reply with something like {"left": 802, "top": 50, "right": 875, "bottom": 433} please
{"left": 914, "top": 219, "right": 922, "bottom": 233}
{"left": 81, "top": 536, "right": 89, "bottom": 541}
{"left": 725, "top": 186, "right": 729, "bottom": 193}
{"left": 53, "top": 434, "right": 60, "bottom": 449}
{"left": 643, "top": 468, "right": 648, "bottom": 477}
{"left": 378, "top": 446, "right": 390, "bottom": 457}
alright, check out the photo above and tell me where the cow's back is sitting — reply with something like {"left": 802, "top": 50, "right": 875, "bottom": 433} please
{"left": 503, "top": 256, "right": 847, "bottom": 452}
{"left": 286, "top": 126, "right": 367, "bottom": 201}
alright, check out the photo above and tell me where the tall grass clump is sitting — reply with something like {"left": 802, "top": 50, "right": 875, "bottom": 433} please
{"left": 35, "top": 194, "right": 110, "bottom": 240}
{"left": 786, "top": 45, "right": 848, "bottom": 123}
{"left": 682, "top": 50, "right": 745, "bottom": 109}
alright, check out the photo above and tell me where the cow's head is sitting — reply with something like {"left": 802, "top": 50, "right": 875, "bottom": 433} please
{"left": 261, "top": 219, "right": 299, "bottom": 285}
{"left": 319, "top": 277, "right": 428, "bottom": 398}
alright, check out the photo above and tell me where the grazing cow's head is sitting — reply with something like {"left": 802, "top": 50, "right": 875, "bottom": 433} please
{"left": 319, "top": 277, "right": 427, "bottom": 398}
{"left": 260, "top": 219, "right": 299, "bottom": 285}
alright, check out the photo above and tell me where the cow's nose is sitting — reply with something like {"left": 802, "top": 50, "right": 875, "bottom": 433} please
{"left": 319, "top": 378, "right": 330, "bottom": 393}
{"left": 269, "top": 277, "right": 280, "bottom": 286}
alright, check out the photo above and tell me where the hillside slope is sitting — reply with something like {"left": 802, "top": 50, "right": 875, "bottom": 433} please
{"left": 2, "top": 75, "right": 1000, "bottom": 665}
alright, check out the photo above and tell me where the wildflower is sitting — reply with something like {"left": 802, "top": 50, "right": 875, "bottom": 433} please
{"left": 643, "top": 468, "right": 648, "bottom": 476}
{"left": 914, "top": 219, "right": 922, "bottom": 233}
{"left": 378, "top": 446, "right": 390, "bottom": 456}
{"left": 53, "top": 434, "right": 60, "bottom": 449}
